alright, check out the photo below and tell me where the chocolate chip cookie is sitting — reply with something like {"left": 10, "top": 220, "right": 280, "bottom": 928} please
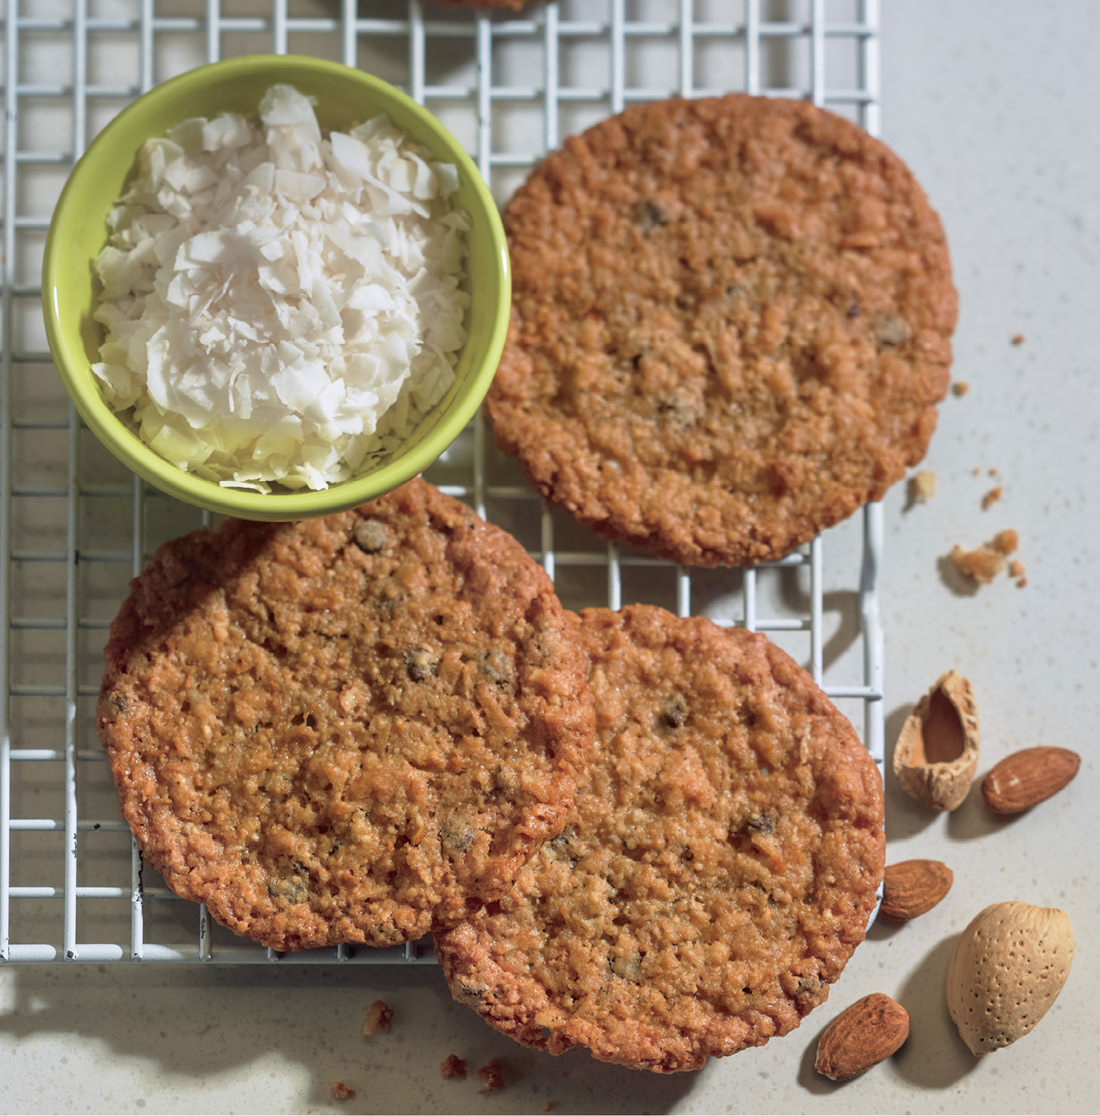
{"left": 98, "top": 478, "right": 594, "bottom": 951}
{"left": 487, "top": 94, "right": 957, "bottom": 566}
{"left": 435, "top": 605, "right": 885, "bottom": 1072}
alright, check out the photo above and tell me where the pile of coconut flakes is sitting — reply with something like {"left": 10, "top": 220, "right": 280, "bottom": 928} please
{"left": 91, "top": 83, "right": 470, "bottom": 492}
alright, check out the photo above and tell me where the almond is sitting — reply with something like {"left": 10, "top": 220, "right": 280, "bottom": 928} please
{"left": 981, "top": 746, "right": 1080, "bottom": 814}
{"left": 892, "top": 670, "right": 979, "bottom": 811}
{"left": 879, "top": 859, "right": 954, "bottom": 922}
{"left": 947, "top": 901, "right": 1074, "bottom": 1055}
{"left": 814, "top": 993, "right": 910, "bottom": 1081}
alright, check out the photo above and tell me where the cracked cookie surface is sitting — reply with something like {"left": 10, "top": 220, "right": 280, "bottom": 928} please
{"left": 487, "top": 94, "right": 957, "bottom": 566}
{"left": 98, "top": 478, "right": 594, "bottom": 950}
{"left": 435, "top": 605, "right": 885, "bottom": 1072}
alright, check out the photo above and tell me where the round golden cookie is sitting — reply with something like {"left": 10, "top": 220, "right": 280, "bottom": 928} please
{"left": 486, "top": 94, "right": 957, "bottom": 566}
{"left": 435, "top": 605, "right": 885, "bottom": 1073}
{"left": 98, "top": 478, "right": 594, "bottom": 951}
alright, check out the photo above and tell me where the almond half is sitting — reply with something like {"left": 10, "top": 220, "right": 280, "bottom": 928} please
{"left": 981, "top": 746, "right": 1081, "bottom": 814}
{"left": 879, "top": 859, "right": 954, "bottom": 922}
{"left": 893, "top": 670, "right": 979, "bottom": 811}
{"left": 814, "top": 993, "right": 910, "bottom": 1081}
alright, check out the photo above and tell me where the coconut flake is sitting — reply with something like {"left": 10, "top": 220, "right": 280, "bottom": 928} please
{"left": 91, "top": 83, "right": 470, "bottom": 492}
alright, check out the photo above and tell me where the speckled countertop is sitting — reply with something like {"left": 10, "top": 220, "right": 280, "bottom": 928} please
{"left": 2, "top": 1, "right": 1097, "bottom": 1113}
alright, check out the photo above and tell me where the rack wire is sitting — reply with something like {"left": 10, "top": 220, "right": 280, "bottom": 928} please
{"left": 0, "top": 0, "right": 883, "bottom": 964}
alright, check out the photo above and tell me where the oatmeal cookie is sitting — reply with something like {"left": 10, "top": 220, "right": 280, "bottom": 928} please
{"left": 435, "top": 605, "right": 885, "bottom": 1073}
{"left": 487, "top": 94, "right": 957, "bottom": 566}
{"left": 98, "top": 478, "right": 594, "bottom": 950}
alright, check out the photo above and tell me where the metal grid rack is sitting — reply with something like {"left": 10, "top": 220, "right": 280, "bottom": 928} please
{"left": 0, "top": 0, "right": 884, "bottom": 964}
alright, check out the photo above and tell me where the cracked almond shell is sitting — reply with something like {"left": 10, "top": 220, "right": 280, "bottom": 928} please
{"left": 892, "top": 670, "right": 979, "bottom": 811}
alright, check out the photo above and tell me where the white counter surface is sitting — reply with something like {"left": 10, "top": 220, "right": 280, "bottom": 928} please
{"left": 2, "top": 1, "right": 1097, "bottom": 1113}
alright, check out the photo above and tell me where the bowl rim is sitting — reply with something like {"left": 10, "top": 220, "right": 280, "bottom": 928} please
{"left": 42, "top": 53, "right": 510, "bottom": 521}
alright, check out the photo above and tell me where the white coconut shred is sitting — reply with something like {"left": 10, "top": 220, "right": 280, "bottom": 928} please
{"left": 91, "top": 83, "right": 470, "bottom": 492}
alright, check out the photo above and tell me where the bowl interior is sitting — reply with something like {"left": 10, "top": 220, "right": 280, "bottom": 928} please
{"left": 43, "top": 55, "right": 508, "bottom": 520}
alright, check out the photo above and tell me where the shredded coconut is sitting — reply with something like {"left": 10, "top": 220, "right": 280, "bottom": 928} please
{"left": 91, "top": 84, "right": 470, "bottom": 492}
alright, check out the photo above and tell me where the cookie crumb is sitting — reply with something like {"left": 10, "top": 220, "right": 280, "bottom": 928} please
{"left": 362, "top": 999, "right": 393, "bottom": 1036}
{"left": 478, "top": 1058, "right": 507, "bottom": 1092}
{"left": 1011, "top": 333, "right": 1025, "bottom": 345}
{"left": 1008, "top": 558, "right": 1028, "bottom": 589}
{"left": 992, "top": 528, "right": 1018, "bottom": 555}
{"left": 441, "top": 1054, "right": 468, "bottom": 1080}
{"left": 981, "top": 485, "right": 1003, "bottom": 510}
{"left": 951, "top": 380, "right": 970, "bottom": 397}
{"left": 331, "top": 1082, "right": 356, "bottom": 1100}
{"left": 949, "top": 543, "right": 1005, "bottom": 585}
{"left": 906, "top": 470, "right": 936, "bottom": 508}
{"left": 949, "top": 529, "right": 1020, "bottom": 586}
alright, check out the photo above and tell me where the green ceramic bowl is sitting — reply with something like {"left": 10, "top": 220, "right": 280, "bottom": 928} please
{"left": 42, "top": 55, "right": 509, "bottom": 520}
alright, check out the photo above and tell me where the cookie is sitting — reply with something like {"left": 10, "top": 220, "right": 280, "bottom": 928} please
{"left": 487, "top": 94, "right": 957, "bottom": 566}
{"left": 98, "top": 478, "right": 594, "bottom": 951}
{"left": 435, "top": 605, "right": 885, "bottom": 1073}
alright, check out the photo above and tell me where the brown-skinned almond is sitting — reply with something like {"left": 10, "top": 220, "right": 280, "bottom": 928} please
{"left": 981, "top": 746, "right": 1080, "bottom": 814}
{"left": 814, "top": 993, "right": 910, "bottom": 1081}
{"left": 879, "top": 859, "right": 954, "bottom": 922}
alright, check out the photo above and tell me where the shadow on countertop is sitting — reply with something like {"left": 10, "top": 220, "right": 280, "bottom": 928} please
{"left": 892, "top": 934, "right": 980, "bottom": 1091}
{"left": 794, "top": 934, "right": 979, "bottom": 1098}
{"left": 0, "top": 960, "right": 698, "bottom": 1115}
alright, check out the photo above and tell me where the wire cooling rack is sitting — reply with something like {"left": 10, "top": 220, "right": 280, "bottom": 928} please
{"left": 0, "top": 0, "right": 884, "bottom": 964}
